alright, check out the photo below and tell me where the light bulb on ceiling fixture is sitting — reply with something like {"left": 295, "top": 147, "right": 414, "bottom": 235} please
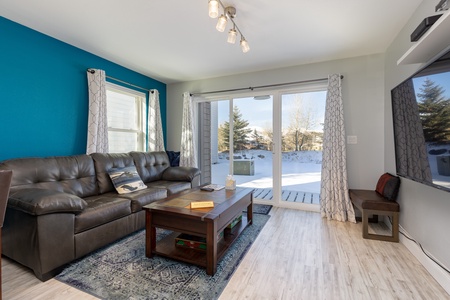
{"left": 209, "top": 1, "right": 250, "bottom": 52}
{"left": 227, "top": 27, "right": 237, "bottom": 44}
{"left": 216, "top": 14, "right": 227, "bottom": 32}
{"left": 240, "top": 36, "right": 250, "bottom": 53}
{"left": 208, "top": 0, "right": 219, "bottom": 18}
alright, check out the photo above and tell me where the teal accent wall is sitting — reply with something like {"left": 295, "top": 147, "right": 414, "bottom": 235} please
{"left": 0, "top": 16, "right": 166, "bottom": 161}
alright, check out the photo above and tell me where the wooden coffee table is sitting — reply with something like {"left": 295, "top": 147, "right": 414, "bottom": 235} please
{"left": 143, "top": 187, "right": 253, "bottom": 275}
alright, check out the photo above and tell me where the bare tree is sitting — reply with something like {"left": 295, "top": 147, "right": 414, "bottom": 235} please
{"left": 261, "top": 123, "right": 273, "bottom": 151}
{"left": 286, "top": 96, "right": 319, "bottom": 151}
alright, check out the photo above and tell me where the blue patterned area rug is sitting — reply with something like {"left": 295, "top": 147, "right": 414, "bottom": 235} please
{"left": 56, "top": 213, "right": 270, "bottom": 300}
{"left": 249, "top": 203, "right": 272, "bottom": 215}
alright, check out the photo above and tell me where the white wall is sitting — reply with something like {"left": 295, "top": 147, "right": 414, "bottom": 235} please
{"left": 167, "top": 54, "right": 386, "bottom": 189}
{"left": 385, "top": 0, "right": 450, "bottom": 274}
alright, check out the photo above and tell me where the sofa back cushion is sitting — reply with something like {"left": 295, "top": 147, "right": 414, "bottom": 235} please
{"left": 130, "top": 151, "right": 170, "bottom": 183}
{"left": 91, "top": 153, "right": 137, "bottom": 194}
{"left": 0, "top": 155, "right": 98, "bottom": 198}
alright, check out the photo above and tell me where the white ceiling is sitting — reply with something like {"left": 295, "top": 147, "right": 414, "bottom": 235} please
{"left": 0, "top": 0, "right": 423, "bottom": 84}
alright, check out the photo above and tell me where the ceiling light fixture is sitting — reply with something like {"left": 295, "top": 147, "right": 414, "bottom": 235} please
{"left": 216, "top": 14, "right": 228, "bottom": 32}
{"left": 227, "top": 26, "right": 237, "bottom": 44}
{"left": 208, "top": 0, "right": 219, "bottom": 18}
{"left": 208, "top": 0, "right": 250, "bottom": 53}
{"left": 240, "top": 36, "right": 250, "bottom": 53}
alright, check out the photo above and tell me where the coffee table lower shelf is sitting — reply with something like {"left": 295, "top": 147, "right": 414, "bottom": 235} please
{"left": 153, "top": 215, "right": 250, "bottom": 269}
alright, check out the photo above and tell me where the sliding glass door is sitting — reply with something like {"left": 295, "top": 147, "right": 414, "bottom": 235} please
{"left": 280, "top": 90, "right": 326, "bottom": 208}
{"left": 206, "top": 83, "right": 327, "bottom": 209}
{"left": 210, "top": 96, "right": 274, "bottom": 199}
{"left": 231, "top": 95, "right": 274, "bottom": 201}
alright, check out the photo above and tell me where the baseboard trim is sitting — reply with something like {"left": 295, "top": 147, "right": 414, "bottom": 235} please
{"left": 399, "top": 224, "right": 450, "bottom": 295}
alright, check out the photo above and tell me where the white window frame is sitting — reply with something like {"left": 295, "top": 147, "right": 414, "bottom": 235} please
{"left": 106, "top": 82, "right": 146, "bottom": 153}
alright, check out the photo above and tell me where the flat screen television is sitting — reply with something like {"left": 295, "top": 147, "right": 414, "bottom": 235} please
{"left": 391, "top": 48, "right": 450, "bottom": 193}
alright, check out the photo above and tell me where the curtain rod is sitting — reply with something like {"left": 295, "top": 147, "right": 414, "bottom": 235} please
{"left": 190, "top": 75, "right": 344, "bottom": 96}
{"left": 86, "top": 69, "right": 154, "bottom": 93}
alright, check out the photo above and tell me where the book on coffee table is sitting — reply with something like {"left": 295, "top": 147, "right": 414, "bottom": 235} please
{"left": 190, "top": 201, "right": 215, "bottom": 209}
{"left": 202, "top": 184, "right": 225, "bottom": 191}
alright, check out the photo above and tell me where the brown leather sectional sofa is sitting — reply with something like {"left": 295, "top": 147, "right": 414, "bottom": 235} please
{"left": 0, "top": 151, "right": 201, "bottom": 281}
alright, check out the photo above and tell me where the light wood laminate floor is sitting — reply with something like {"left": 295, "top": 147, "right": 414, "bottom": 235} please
{"left": 2, "top": 208, "right": 449, "bottom": 299}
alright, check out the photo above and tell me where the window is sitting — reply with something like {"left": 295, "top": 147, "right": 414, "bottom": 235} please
{"left": 106, "top": 83, "right": 146, "bottom": 153}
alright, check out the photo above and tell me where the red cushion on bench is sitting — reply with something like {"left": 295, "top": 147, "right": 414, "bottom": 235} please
{"left": 375, "top": 173, "right": 401, "bottom": 201}
{"left": 376, "top": 173, "right": 390, "bottom": 194}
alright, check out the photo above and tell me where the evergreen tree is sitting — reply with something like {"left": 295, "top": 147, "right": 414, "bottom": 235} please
{"left": 218, "top": 106, "right": 252, "bottom": 151}
{"left": 417, "top": 78, "right": 450, "bottom": 143}
{"left": 251, "top": 129, "right": 264, "bottom": 149}
{"left": 218, "top": 123, "right": 228, "bottom": 152}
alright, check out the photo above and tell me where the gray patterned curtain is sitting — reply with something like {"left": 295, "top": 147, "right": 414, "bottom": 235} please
{"left": 392, "top": 79, "right": 432, "bottom": 183}
{"left": 86, "top": 69, "right": 109, "bottom": 154}
{"left": 320, "top": 74, "right": 356, "bottom": 223}
{"left": 180, "top": 92, "right": 198, "bottom": 167}
{"left": 148, "top": 89, "right": 165, "bottom": 151}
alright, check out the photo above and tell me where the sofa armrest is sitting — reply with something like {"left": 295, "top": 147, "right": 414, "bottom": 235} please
{"left": 8, "top": 188, "right": 87, "bottom": 216}
{"left": 162, "top": 167, "right": 201, "bottom": 182}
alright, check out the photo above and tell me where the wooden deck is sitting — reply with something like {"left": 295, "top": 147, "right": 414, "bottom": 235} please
{"left": 252, "top": 188, "right": 320, "bottom": 204}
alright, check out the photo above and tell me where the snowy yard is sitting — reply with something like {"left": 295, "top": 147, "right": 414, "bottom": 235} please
{"left": 426, "top": 144, "right": 450, "bottom": 190}
{"left": 211, "top": 150, "right": 322, "bottom": 194}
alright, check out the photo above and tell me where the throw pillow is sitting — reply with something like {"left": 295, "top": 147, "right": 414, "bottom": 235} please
{"left": 375, "top": 173, "right": 391, "bottom": 195}
{"left": 375, "top": 173, "right": 401, "bottom": 201}
{"left": 108, "top": 166, "right": 147, "bottom": 194}
{"left": 166, "top": 151, "right": 181, "bottom": 167}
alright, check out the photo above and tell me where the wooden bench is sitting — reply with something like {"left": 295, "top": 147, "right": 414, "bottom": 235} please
{"left": 349, "top": 173, "right": 400, "bottom": 242}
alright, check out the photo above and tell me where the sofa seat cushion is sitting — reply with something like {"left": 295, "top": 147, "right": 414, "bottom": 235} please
{"left": 349, "top": 189, "right": 400, "bottom": 212}
{"left": 113, "top": 187, "right": 167, "bottom": 213}
{"left": 146, "top": 180, "right": 192, "bottom": 196}
{"left": 75, "top": 196, "right": 131, "bottom": 233}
